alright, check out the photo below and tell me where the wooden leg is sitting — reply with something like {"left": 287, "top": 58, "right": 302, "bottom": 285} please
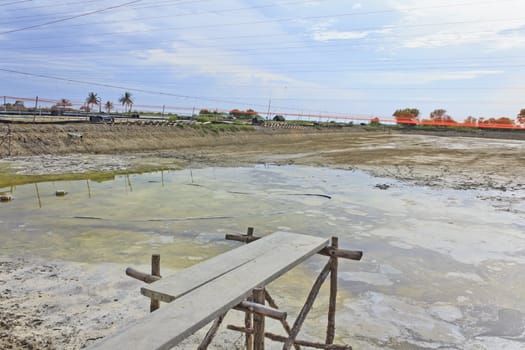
{"left": 245, "top": 296, "right": 254, "bottom": 350}
{"left": 198, "top": 312, "right": 227, "bottom": 350}
{"left": 265, "top": 290, "right": 301, "bottom": 350}
{"left": 253, "top": 288, "right": 265, "bottom": 350}
{"left": 326, "top": 237, "right": 338, "bottom": 344}
{"left": 283, "top": 261, "right": 332, "bottom": 350}
{"left": 150, "top": 254, "right": 161, "bottom": 312}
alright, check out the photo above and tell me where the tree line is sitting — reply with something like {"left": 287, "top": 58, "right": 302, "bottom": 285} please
{"left": 391, "top": 108, "right": 525, "bottom": 127}
{"left": 51, "top": 92, "right": 134, "bottom": 114}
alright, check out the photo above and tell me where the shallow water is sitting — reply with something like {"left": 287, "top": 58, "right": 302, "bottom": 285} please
{"left": 1, "top": 165, "right": 525, "bottom": 349}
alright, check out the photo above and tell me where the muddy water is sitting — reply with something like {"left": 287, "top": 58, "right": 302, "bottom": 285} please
{"left": 1, "top": 165, "right": 525, "bottom": 349}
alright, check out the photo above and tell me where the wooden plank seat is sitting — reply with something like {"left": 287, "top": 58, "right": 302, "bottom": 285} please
{"left": 87, "top": 231, "right": 329, "bottom": 350}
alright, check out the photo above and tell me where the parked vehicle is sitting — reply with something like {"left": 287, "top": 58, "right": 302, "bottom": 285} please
{"left": 89, "top": 114, "right": 114, "bottom": 123}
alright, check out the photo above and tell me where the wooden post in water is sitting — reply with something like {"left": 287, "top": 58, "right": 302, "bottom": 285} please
{"left": 245, "top": 227, "right": 255, "bottom": 350}
{"left": 283, "top": 261, "right": 332, "bottom": 350}
{"left": 150, "top": 254, "right": 161, "bottom": 312}
{"left": 197, "top": 312, "right": 227, "bottom": 350}
{"left": 245, "top": 296, "right": 254, "bottom": 350}
{"left": 7, "top": 129, "right": 11, "bottom": 157}
{"left": 253, "top": 288, "right": 265, "bottom": 350}
{"left": 326, "top": 237, "right": 338, "bottom": 345}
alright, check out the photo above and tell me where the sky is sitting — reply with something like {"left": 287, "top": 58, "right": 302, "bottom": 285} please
{"left": 1, "top": 0, "right": 525, "bottom": 121}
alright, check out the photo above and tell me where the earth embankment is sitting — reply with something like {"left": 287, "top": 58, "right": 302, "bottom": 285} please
{"left": 1, "top": 123, "right": 524, "bottom": 192}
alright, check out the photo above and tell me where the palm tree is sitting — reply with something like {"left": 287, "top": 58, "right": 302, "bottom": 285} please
{"left": 105, "top": 101, "right": 114, "bottom": 113}
{"left": 119, "top": 92, "right": 133, "bottom": 114}
{"left": 86, "top": 92, "right": 99, "bottom": 112}
{"left": 56, "top": 98, "right": 72, "bottom": 110}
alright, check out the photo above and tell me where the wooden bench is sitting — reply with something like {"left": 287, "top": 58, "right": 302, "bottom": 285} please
{"left": 87, "top": 231, "right": 329, "bottom": 350}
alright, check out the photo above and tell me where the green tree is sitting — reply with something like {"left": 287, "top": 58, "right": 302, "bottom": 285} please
{"left": 517, "top": 109, "right": 525, "bottom": 125}
{"left": 119, "top": 92, "right": 134, "bottom": 113}
{"left": 55, "top": 98, "right": 72, "bottom": 110}
{"left": 430, "top": 109, "right": 456, "bottom": 124}
{"left": 393, "top": 108, "right": 419, "bottom": 125}
{"left": 464, "top": 116, "right": 477, "bottom": 125}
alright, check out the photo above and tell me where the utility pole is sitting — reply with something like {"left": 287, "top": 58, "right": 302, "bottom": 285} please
{"left": 266, "top": 98, "right": 271, "bottom": 121}
{"left": 34, "top": 96, "right": 38, "bottom": 123}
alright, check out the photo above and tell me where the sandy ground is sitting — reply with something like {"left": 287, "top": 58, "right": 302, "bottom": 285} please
{"left": 1, "top": 126, "right": 525, "bottom": 349}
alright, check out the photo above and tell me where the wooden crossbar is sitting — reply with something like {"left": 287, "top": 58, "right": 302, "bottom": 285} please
{"left": 86, "top": 232, "right": 328, "bottom": 350}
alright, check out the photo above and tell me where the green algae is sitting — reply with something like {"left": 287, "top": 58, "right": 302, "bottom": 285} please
{"left": 0, "top": 164, "right": 180, "bottom": 189}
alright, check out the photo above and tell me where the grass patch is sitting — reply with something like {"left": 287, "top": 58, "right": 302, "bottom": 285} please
{"left": 0, "top": 164, "right": 180, "bottom": 189}
{"left": 189, "top": 123, "right": 254, "bottom": 133}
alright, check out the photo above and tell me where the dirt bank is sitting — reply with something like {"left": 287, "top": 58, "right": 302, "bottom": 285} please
{"left": 1, "top": 124, "right": 524, "bottom": 191}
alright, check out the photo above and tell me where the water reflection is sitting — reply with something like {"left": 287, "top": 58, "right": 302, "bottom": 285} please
{"left": 1, "top": 165, "right": 524, "bottom": 349}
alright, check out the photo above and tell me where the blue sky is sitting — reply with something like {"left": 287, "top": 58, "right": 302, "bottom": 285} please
{"left": 1, "top": 0, "right": 525, "bottom": 120}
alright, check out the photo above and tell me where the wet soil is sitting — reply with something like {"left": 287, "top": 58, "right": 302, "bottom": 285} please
{"left": 1, "top": 125, "right": 524, "bottom": 349}
{"left": 2, "top": 125, "right": 524, "bottom": 192}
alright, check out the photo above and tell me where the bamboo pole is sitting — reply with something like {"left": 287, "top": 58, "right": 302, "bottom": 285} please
{"left": 150, "top": 254, "right": 161, "bottom": 312}
{"left": 326, "top": 237, "right": 338, "bottom": 344}
{"left": 253, "top": 288, "right": 265, "bottom": 350}
{"left": 283, "top": 261, "right": 332, "bottom": 350}
{"left": 197, "top": 312, "right": 227, "bottom": 350}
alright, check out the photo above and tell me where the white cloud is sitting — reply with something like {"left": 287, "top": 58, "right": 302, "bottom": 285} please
{"left": 370, "top": 70, "right": 503, "bottom": 85}
{"left": 140, "top": 46, "right": 295, "bottom": 85}
{"left": 313, "top": 30, "right": 368, "bottom": 41}
{"left": 387, "top": 0, "right": 525, "bottom": 49}
{"left": 352, "top": 3, "right": 363, "bottom": 10}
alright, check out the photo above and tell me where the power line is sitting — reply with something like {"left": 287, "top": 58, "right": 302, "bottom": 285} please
{"left": 2, "top": 68, "right": 525, "bottom": 91}
{"left": 0, "top": 0, "right": 307, "bottom": 25}
{"left": 0, "top": 0, "right": 32, "bottom": 6}
{"left": 2, "top": 1, "right": 523, "bottom": 38}
{"left": 0, "top": 0, "right": 142, "bottom": 35}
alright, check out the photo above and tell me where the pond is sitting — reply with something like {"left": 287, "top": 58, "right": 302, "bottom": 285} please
{"left": 1, "top": 165, "right": 524, "bottom": 349}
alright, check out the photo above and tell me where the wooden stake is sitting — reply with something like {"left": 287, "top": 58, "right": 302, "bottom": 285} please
{"left": 150, "top": 254, "right": 161, "bottom": 312}
{"left": 253, "top": 288, "right": 265, "bottom": 350}
{"left": 245, "top": 296, "right": 254, "bottom": 350}
{"left": 225, "top": 226, "right": 261, "bottom": 244}
{"left": 318, "top": 247, "right": 362, "bottom": 261}
{"left": 265, "top": 332, "right": 351, "bottom": 350}
{"left": 283, "top": 261, "right": 332, "bottom": 350}
{"left": 265, "top": 290, "right": 301, "bottom": 350}
{"left": 326, "top": 237, "right": 338, "bottom": 345}
{"left": 227, "top": 325, "right": 254, "bottom": 334}
{"left": 125, "top": 267, "right": 161, "bottom": 284}
{"left": 234, "top": 301, "right": 286, "bottom": 320}
{"left": 228, "top": 328, "right": 351, "bottom": 350}
{"left": 197, "top": 312, "right": 227, "bottom": 350}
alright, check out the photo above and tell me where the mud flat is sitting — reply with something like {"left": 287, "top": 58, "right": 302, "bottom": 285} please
{"left": 1, "top": 127, "right": 524, "bottom": 349}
